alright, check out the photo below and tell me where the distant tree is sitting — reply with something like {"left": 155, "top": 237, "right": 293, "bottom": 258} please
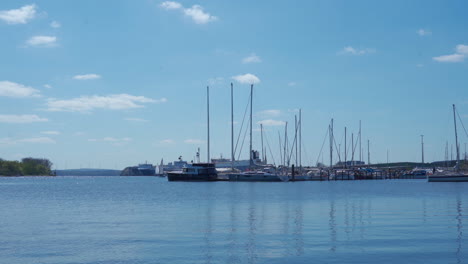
{"left": 0, "top": 160, "right": 22, "bottom": 176}
{"left": 21, "top": 158, "right": 53, "bottom": 175}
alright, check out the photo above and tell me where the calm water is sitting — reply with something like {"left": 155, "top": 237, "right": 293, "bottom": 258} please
{"left": 0, "top": 177, "right": 466, "bottom": 264}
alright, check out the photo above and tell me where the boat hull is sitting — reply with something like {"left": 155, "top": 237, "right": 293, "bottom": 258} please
{"left": 428, "top": 175, "right": 468, "bottom": 182}
{"left": 167, "top": 173, "right": 218, "bottom": 182}
{"left": 228, "top": 174, "right": 284, "bottom": 182}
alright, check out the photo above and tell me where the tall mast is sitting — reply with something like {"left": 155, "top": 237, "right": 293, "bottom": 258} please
{"left": 249, "top": 84, "right": 253, "bottom": 168}
{"left": 284, "top": 122, "right": 288, "bottom": 166}
{"left": 344, "top": 127, "right": 347, "bottom": 168}
{"left": 278, "top": 132, "right": 283, "bottom": 167}
{"left": 261, "top": 124, "right": 264, "bottom": 164}
{"left": 295, "top": 115, "right": 298, "bottom": 166}
{"left": 207, "top": 86, "right": 210, "bottom": 163}
{"left": 359, "top": 120, "right": 362, "bottom": 162}
{"left": 453, "top": 104, "right": 460, "bottom": 169}
{"left": 367, "top": 139, "right": 370, "bottom": 165}
{"left": 299, "top": 109, "right": 302, "bottom": 169}
{"left": 351, "top": 133, "right": 354, "bottom": 167}
{"left": 329, "top": 119, "right": 334, "bottom": 168}
{"left": 421, "top": 135, "right": 424, "bottom": 164}
{"left": 231, "top": 83, "right": 234, "bottom": 170}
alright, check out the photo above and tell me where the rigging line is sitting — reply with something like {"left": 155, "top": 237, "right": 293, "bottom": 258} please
{"left": 237, "top": 114, "right": 250, "bottom": 160}
{"left": 456, "top": 110, "right": 468, "bottom": 139}
{"left": 233, "top": 92, "right": 251, "bottom": 157}
{"left": 333, "top": 134, "right": 342, "bottom": 163}
{"left": 316, "top": 126, "right": 329, "bottom": 166}
{"left": 287, "top": 125, "right": 298, "bottom": 164}
{"left": 264, "top": 131, "right": 276, "bottom": 166}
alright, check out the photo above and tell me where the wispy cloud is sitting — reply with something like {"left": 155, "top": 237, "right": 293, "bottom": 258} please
{"left": 0, "top": 114, "right": 48, "bottom": 123}
{"left": 338, "top": 46, "right": 376, "bottom": 56}
{"left": 232, "top": 73, "right": 260, "bottom": 84}
{"left": 50, "top": 21, "right": 61, "bottom": 28}
{"left": 0, "top": 4, "right": 36, "bottom": 24}
{"left": 46, "top": 94, "right": 166, "bottom": 113}
{"left": 257, "top": 119, "right": 286, "bottom": 126}
{"left": 0, "top": 81, "right": 41, "bottom": 98}
{"left": 73, "top": 74, "right": 101, "bottom": 80}
{"left": 288, "top": 82, "right": 297, "bottom": 87}
{"left": 88, "top": 137, "right": 132, "bottom": 146}
{"left": 242, "top": 53, "right": 261, "bottom": 64}
{"left": 258, "top": 109, "right": 281, "bottom": 117}
{"left": 184, "top": 139, "right": 204, "bottom": 144}
{"left": 124, "top": 117, "right": 149, "bottom": 122}
{"left": 43, "top": 84, "right": 52, "bottom": 89}
{"left": 160, "top": 1, "right": 217, "bottom": 24}
{"left": 207, "top": 77, "right": 224, "bottom": 85}
{"left": 0, "top": 136, "right": 55, "bottom": 145}
{"left": 26, "top": 35, "right": 57, "bottom": 47}
{"left": 160, "top": 1, "right": 183, "bottom": 10}
{"left": 433, "top": 44, "right": 468, "bottom": 63}
{"left": 41, "top": 131, "right": 60, "bottom": 135}
{"left": 160, "top": 139, "right": 175, "bottom": 144}
{"left": 417, "top": 29, "right": 431, "bottom": 36}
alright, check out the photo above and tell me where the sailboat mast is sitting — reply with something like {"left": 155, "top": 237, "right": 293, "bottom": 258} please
{"left": 330, "top": 119, "right": 334, "bottom": 169}
{"left": 295, "top": 115, "right": 298, "bottom": 167}
{"left": 231, "top": 83, "right": 234, "bottom": 170}
{"left": 284, "top": 122, "right": 288, "bottom": 166}
{"left": 299, "top": 109, "right": 302, "bottom": 169}
{"left": 261, "top": 124, "right": 264, "bottom": 164}
{"left": 453, "top": 104, "right": 460, "bottom": 168}
{"left": 249, "top": 84, "right": 253, "bottom": 168}
{"left": 344, "top": 127, "right": 347, "bottom": 168}
{"left": 207, "top": 86, "right": 210, "bottom": 163}
{"left": 367, "top": 139, "right": 370, "bottom": 166}
{"left": 359, "top": 120, "right": 362, "bottom": 162}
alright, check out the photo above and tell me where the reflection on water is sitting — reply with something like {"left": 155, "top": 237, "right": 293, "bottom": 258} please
{"left": 0, "top": 178, "right": 467, "bottom": 264}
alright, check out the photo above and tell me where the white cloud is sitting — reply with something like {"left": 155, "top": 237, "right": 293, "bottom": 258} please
{"left": 456, "top": 44, "right": 468, "bottom": 55}
{"left": 18, "top": 137, "right": 56, "bottom": 144}
{"left": 258, "top": 109, "right": 281, "bottom": 117}
{"left": 0, "top": 81, "right": 41, "bottom": 98}
{"left": 160, "top": 139, "right": 175, "bottom": 144}
{"left": 88, "top": 137, "right": 132, "bottom": 146}
{"left": 417, "top": 29, "right": 432, "bottom": 36}
{"left": 0, "top": 4, "right": 36, "bottom": 24}
{"left": 338, "top": 46, "right": 376, "bottom": 55}
{"left": 184, "top": 139, "right": 204, "bottom": 144}
{"left": 41, "top": 131, "right": 60, "bottom": 135}
{"left": 43, "top": 84, "right": 52, "bottom": 89}
{"left": 183, "top": 5, "right": 217, "bottom": 24}
{"left": 433, "top": 44, "right": 468, "bottom": 63}
{"left": 0, "top": 114, "right": 48, "bottom": 123}
{"left": 46, "top": 94, "right": 166, "bottom": 112}
{"left": 26, "top": 35, "right": 57, "bottom": 47}
{"left": 0, "top": 136, "right": 55, "bottom": 145}
{"left": 50, "top": 21, "right": 61, "bottom": 28}
{"left": 207, "top": 77, "right": 224, "bottom": 85}
{"left": 160, "top": 1, "right": 182, "bottom": 10}
{"left": 73, "top": 74, "right": 101, "bottom": 80}
{"left": 288, "top": 82, "right": 296, "bottom": 87}
{"left": 160, "top": 2, "right": 217, "bottom": 24}
{"left": 232, "top": 73, "right": 260, "bottom": 84}
{"left": 416, "top": 64, "right": 424, "bottom": 67}
{"left": 257, "top": 119, "right": 286, "bottom": 126}
{"left": 74, "top": 132, "right": 85, "bottom": 136}
{"left": 124, "top": 117, "right": 149, "bottom": 122}
{"left": 242, "top": 53, "right": 261, "bottom": 64}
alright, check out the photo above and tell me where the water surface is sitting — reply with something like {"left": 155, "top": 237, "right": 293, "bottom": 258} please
{"left": 0, "top": 177, "right": 466, "bottom": 263}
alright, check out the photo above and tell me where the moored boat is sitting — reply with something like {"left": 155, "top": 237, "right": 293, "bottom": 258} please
{"left": 167, "top": 163, "right": 218, "bottom": 182}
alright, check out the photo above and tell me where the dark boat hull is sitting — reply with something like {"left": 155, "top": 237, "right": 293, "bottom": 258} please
{"left": 167, "top": 173, "right": 218, "bottom": 182}
{"left": 428, "top": 175, "right": 468, "bottom": 182}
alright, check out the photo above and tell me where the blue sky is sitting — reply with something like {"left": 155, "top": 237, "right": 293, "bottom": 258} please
{"left": 0, "top": 0, "right": 467, "bottom": 169}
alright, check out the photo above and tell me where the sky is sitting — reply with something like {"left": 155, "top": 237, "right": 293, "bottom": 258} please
{"left": 0, "top": 0, "right": 468, "bottom": 169}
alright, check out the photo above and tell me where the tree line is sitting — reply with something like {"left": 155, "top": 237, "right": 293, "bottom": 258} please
{"left": 0, "top": 158, "right": 53, "bottom": 176}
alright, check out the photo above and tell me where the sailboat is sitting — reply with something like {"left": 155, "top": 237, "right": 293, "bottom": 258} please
{"left": 167, "top": 86, "right": 219, "bottom": 182}
{"left": 428, "top": 104, "right": 468, "bottom": 182}
{"left": 228, "top": 84, "right": 286, "bottom": 182}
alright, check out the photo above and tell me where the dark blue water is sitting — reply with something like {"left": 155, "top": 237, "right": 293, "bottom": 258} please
{"left": 0, "top": 177, "right": 466, "bottom": 264}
